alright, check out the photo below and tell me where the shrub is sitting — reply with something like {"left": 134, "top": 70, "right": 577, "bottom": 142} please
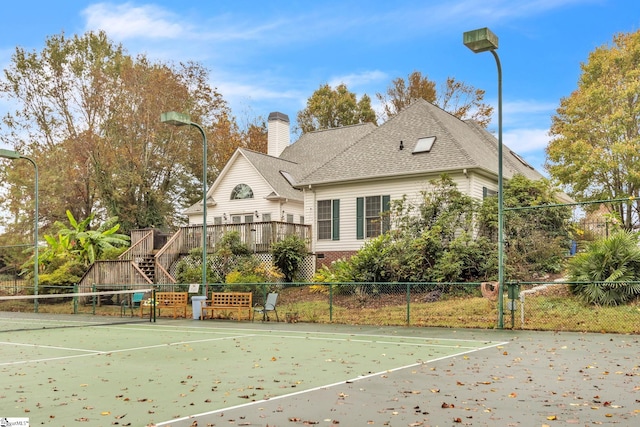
{"left": 567, "top": 231, "right": 640, "bottom": 305}
{"left": 271, "top": 235, "right": 307, "bottom": 282}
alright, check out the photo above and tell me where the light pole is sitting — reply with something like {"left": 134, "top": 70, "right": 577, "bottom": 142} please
{"left": 160, "top": 112, "right": 208, "bottom": 295}
{"left": 0, "top": 148, "right": 39, "bottom": 312}
{"left": 463, "top": 27, "right": 505, "bottom": 328}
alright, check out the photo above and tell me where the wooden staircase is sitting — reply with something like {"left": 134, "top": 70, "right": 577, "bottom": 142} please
{"left": 136, "top": 254, "right": 156, "bottom": 283}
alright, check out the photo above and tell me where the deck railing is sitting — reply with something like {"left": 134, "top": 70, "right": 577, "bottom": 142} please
{"left": 119, "top": 229, "right": 154, "bottom": 261}
{"left": 180, "top": 222, "right": 311, "bottom": 254}
{"left": 78, "top": 222, "right": 312, "bottom": 287}
{"left": 78, "top": 260, "right": 152, "bottom": 292}
{"left": 154, "top": 229, "right": 184, "bottom": 284}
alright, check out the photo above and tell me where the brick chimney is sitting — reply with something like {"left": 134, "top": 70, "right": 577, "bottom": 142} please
{"left": 267, "top": 112, "right": 290, "bottom": 157}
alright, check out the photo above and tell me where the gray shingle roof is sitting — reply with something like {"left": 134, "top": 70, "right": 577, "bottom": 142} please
{"left": 238, "top": 148, "right": 304, "bottom": 201}
{"left": 296, "top": 99, "right": 543, "bottom": 186}
{"left": 187, "top": 99, "right": 546, "bottom": 216}
{"left": 279, "top": 122, "right": 376, "bottom": 180}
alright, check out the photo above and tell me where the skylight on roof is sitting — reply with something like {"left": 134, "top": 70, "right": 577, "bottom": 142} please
{"left": 413, "top": 136, "right": 436, "bottom": 154}
{"left": 280, "top": 170, "right": 297, "bottom": 186}
{"left": 510, "top": 150, "right": 534, "bottom": 169}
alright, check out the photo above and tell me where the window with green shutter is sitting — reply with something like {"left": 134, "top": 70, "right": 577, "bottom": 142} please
{"left": 356, "top": 197, "right": 364, "bottom": 239}
{"left": 357, "top": 195, "right": 390, "bottom": 239}
{"left": 332, "top": 199, "right": 340, "bottom": 240}
{"left": 318, "top": 199, "right": 340, "bottom": 240}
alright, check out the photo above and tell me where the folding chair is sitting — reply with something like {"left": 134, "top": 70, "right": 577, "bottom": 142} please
{"left": 252, "top": 292, "right": 279, "bottom": 322}
{"left": 121, "top": 292, "right": 145, "bottom": 317}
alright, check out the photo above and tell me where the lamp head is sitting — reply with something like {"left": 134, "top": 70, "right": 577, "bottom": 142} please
{"left": 0, "top": 148, "right": 21, "bottom": 159}
{"left": 160, "top": 111, "right": 192, "bottom": 126}
{"left": 463, "top": 27, "right": 499, "bottom": 53}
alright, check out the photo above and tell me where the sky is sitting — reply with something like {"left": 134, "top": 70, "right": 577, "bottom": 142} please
{"left": 1, "top": 0, "right": 640, "bottom": 174}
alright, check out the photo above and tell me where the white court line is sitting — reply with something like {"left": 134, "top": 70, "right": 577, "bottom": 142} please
{"left": 1, "top": 323, "right": 504, "bottom": 368}
{"left": 154, "top": 339, "right": 509, "bottom": 427}
{"left": 101, "top": 323, "right": 499, "bottom": 346}
{"left": 0, "top": 334, "right": 258, "bottom": 366}
{"left": 2, "top": 317, "right": 499, "bottom": 346}
{"left": 104, "top": 325, "right": 488, "bottom": 350}
{"left": 0, "top": 341, "right": 101, "bottom": 353}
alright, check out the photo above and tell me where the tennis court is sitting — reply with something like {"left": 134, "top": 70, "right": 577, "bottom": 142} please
{"left": 1, "top": 311, "right": 638, "bottom": 427}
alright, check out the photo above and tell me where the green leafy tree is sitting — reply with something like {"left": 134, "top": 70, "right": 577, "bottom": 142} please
{"left": 22, "top": 211, "right": 129, "bottom": 289}
{"left": 0, "top": 30, "right": 240, "bottom": 234}
{"left": 567, "top": 231, "right": 640, "bottom": 305}
{"left": 271, "top": 235, "right": 308, "bottom": 282}
{"left": 547, "top": 30, "right": 640, "bottom": 229}
{"left": 478, "top": 174, "right": 572, "bottom": 279}
{"left": 376, "top": 71, "right": 493, "bottom": 126}
{"left": 326, "top": 175, "right": 493, "bottom": 286}
{"left": 296, "top": 83, "right": 377, "bottom": 133}
{"left": 37, "top": 210, "right": 130, "bottom": 268}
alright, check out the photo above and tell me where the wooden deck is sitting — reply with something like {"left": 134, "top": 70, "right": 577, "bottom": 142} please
{"left": 78, "top": 222, "right": 311, "bottom": 290}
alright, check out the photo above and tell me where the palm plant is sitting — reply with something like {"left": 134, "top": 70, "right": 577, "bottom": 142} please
{"left": 42, "top": 210, "right": 130, "bottom": 266}
{"left": 568, "top": 230, "right": 640, "bottom": 305}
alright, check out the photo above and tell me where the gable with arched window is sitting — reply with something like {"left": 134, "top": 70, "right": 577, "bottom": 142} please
{"left": 231, "top": 183, "right": 254, "bottom": 200}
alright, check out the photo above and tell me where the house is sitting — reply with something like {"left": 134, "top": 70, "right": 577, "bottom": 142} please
{"left": 185, "top": 99, "right": 546, "bottom": 269}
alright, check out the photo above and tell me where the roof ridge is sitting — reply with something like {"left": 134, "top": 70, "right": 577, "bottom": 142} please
{"left": 304, "top": 121, "right": 374, "bottom": 135}
{"left": 239, "top": 147, "right": 299, "bottom": 166}
{"left": 424, "top": 103, "right": 476, "bottom": 166}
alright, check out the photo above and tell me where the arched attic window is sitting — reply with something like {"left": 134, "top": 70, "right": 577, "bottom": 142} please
{"left": 231, "top": 183, "right": 254, "bottom": 200}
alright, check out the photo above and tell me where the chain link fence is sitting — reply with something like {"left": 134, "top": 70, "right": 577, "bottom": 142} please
{"left": 2, "top": 281, "right": 638, "bottom": 333}
{"left": 160, "top": 281, "right": 639, "bottom": 333}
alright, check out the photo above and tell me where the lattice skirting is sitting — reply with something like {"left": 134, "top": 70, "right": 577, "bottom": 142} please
{"left": 169, "top": 254, "right": 316, "bottom": 282}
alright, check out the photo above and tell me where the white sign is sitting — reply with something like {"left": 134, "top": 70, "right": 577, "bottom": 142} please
{"left": 188, "top": 283, "right": 200, "bottom": 293}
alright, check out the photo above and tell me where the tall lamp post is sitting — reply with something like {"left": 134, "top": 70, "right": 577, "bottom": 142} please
{"left": 463, "top": 27, "right": 505, "bottom": 328}
{"left": 0, "top": 148, "right": 39, "bottom": 312}
{"left": 160, "top": 112, "right": 208, "bottom": 295}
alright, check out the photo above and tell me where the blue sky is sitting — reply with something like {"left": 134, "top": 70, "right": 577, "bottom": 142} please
{"left": 1, "top": 0, "right": 639, "bottom": 174}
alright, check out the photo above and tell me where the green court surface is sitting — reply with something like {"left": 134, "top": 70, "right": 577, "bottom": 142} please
{"left": 1, "top": 313, "right": 638, "bottom": 426}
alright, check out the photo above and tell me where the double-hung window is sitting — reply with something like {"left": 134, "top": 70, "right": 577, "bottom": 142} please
{"left": 356, "top": 195, "right": 390, "bottom": 239}
{"left": 317, "top": 199, "right": 340, "bottom": 240}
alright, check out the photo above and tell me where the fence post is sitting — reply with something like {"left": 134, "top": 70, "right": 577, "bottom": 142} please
{"left": 329, "top": 283, "right": 333, "bottom": 322}
{"left": 406, "top": 283, "right": 411, "bottom": 325}
{"left": 73, "top": 284, "right": 78, "bottom": 314}
{"left": 92, "top": 284, "right": 96, "bottom": 315}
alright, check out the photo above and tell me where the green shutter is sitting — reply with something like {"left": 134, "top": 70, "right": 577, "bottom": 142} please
{"left": 382, "top": 195, "right": 391, "bottom": 233}
{"left": 356, "top": 197, "right": 364, "bottom": 239}
{"left": 332, "top": 199, "right": 340, "bottom": 240}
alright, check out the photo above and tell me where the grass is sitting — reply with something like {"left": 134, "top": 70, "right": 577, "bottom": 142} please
{"left": 1, "top": 288, "right": 639, "bottom": 334}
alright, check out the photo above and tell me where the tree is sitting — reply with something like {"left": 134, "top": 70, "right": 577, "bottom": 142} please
{"left": 478, "top": 174, "right": 572, "bottom": 279}
{"left": 0, "top": 31, "right": 242, "bottom": 235}
{"left": 376, "top": 71, "right": 493, "bottom": 126}
{"left": 37, "top": 210, "right": 130, "bottom": 268}
{"left": 296, "top": 83, "right": 377, "bottom": 133}
{"left": 546, "top": 30, "right": 640, "bottom": 229}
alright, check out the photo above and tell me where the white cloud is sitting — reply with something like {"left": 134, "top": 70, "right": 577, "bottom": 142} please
{"left": 328, "top": 70, "right": 388, "bottom": 89}
{"left": 217, "top": 80, "right": 302, "bottom": 105}
{"left": 504, "top": 128, "right": 550, "bottom": 153}
{"left": 82, "top": 3, "right": 186, "bottom": 40}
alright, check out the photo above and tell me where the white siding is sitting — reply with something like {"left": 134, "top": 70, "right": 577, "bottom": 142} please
{"left": 305, "top": 172, "right": 497, "bottom": 253}
{"left": 188, "top": 154, "right": 303, "bottom": 225}
{"left": 469, "top": 172, "right": 499, "bottom": 201}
